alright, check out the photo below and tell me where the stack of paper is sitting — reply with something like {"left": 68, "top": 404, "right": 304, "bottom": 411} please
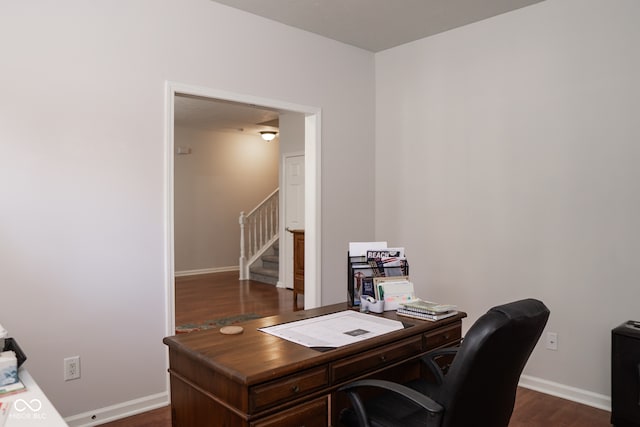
{"left": 397, "top": 299, "right": 458, "bottom": 322}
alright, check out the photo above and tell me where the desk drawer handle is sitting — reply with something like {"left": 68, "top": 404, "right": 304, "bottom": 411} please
{"left": 291, "top": 385, "right": 300, "bottom": 393}
{"left": 379, "top": 355, "right": 387, "bottom": 363}
{"left": 443, "top": 333, "right": 450, "bottom": 340}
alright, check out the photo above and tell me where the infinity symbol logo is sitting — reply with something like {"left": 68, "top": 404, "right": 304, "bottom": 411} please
{"left": 14, "top": 398, "right": 43, "bottom": 412}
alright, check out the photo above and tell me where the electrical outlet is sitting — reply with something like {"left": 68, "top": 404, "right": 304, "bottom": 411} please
{"left": 545, "top": 332, "right": 558, "bottom": 351}
{"left": 64, "top": 356, "right": 81, "bottom": 381}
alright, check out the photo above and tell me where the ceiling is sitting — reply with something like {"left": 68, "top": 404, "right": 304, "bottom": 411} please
{"left": 174, "top": 94, "right": 280, "bottom": 136}
{"left": 211, "top": 0, "right": 545, "bottom": 52}
{"left": 177, "top": 1, "right": 546, "bottom": 134}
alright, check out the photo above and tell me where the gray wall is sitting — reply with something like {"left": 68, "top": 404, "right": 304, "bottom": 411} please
{"left": 375, "top": 0, "right": 639, "bottom": 403}
{"left": 174, "top": 127, "right": 279, "bottom": 272}
{"left": 0, "top": 0, "right": 375, "bottom": 417}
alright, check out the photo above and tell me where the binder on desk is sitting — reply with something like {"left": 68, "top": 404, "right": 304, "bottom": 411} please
{"left": 348, "top": 255, "right": 372, "bottom": 306}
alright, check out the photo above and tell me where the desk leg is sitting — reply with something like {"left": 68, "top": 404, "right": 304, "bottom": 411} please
{"left": 293, "top": 291, "right": 303, "bottom": 311}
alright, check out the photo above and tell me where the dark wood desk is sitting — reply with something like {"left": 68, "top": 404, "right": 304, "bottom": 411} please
{"left": 163, "top": 303, "right": 466, "bottom": 427}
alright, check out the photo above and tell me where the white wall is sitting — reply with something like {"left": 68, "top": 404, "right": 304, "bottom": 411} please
{"left": 375, "top": 0, "right": 640, "bottom": 402}
{"left": 0, "top": 0, "right": 374, "bottom": 418}
{"left": 278, "top": 112, "right": 306, "bottom": 288}
{"left": 279, "top": 113, "right": 306, "bottom": 154}
{"left": 174, "top": 127, "right": 279, "bottom": 272}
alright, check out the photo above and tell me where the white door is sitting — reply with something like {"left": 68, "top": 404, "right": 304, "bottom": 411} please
{"left": 283, "top": 154, "right": 305, "bottom": 289}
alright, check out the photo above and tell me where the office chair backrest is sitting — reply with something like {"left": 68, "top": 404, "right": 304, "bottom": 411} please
{"left": 436, "top": 298, "right": 549, "bottom": 427}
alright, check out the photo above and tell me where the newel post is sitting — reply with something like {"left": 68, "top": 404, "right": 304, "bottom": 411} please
{"left": 239, "top": 211, "right": 247, "bottom": 280}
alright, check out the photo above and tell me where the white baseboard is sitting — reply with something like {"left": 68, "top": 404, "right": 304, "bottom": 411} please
{"left": 276, "top": 280, "right": 293, "bottom": 289}
{"left": 175, "top": 266, "right": 239, "bottom": 277}
{"left": 64, "top": 392, "right": 168, "bottom": 427}
{"left": 519, "top": 374, "right": 611, "bottom": 412}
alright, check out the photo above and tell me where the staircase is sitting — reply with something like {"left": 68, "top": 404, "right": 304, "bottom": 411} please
{"left": 249, "top": 240, "right": 279, "bottom": 285}
{"left": 239, "top": 188, "right": 279, "bottom": 284}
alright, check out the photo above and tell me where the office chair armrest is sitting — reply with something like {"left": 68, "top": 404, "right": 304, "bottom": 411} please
{"left": 340, "top": 379, "right": 444, "bottom": 427}
{"left": 420, "top": 347, "right": 459, "bottom": 384}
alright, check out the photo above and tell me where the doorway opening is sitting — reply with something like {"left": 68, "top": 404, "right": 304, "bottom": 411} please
{"left": 164, "top": 81, "right": 321, "bottom": 338}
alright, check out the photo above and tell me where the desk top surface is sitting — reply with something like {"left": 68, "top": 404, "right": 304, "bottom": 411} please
{"left": 164, "top": 303, "right": 465, "bottom": 386}
{"left": 1, "top": 369, "right": 68, "bottom": 427}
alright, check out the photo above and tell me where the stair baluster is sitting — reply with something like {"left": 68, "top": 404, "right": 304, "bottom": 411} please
{"left": 239, "top": 189, "right": 279, "bottom": 280}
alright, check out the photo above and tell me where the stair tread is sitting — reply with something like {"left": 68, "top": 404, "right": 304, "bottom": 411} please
{"left": 261, "top": 254, "right": 279, "bottom": 263}
{"left": 247, "top": 238, "right": 279, "bottom": 285}
{"left": 250, "top": 266, "right": 279, "bottom": 278}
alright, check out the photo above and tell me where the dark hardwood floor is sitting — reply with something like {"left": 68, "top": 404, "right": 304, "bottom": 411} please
{"left": 99, "top": 389, "right": 611, "bottom": 427}
{"left": 99, "top": 272, "right": 611, "bottom": 426}
{"left": 174, "top": 270, "right": 296, "bottom": 327}
{"left": 512, "top": 387, "right": 610, "bottom": 427}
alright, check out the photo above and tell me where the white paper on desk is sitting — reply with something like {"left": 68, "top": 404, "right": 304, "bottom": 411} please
{"left": 258, "top": 311, "right": 404, "bottom": 348}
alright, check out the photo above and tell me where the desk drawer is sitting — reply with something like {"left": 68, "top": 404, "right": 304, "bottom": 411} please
{"left": 250, "top": 366, "right": 328, "bottom": 413}
{"left": 250, "top": 396, "right": 328, "bottom": 427}
{"left": 331, "top": 336, "right": 423, "bottom": 383}
{"left": 424, "top": 322, "right": 461, "bottom": 349}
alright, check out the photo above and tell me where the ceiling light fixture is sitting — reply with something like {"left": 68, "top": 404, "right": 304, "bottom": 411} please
{"left": 260, "top": 131, "right": 277, "bottom": 142}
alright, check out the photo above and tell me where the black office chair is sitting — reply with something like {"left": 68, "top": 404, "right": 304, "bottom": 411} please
{"left": 339, "top": 298, "right": 550, "bottom": 427}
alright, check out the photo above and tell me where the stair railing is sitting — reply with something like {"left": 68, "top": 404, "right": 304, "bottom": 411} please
{"left": 239, "top": 188, "right": 279, "bottom": 279}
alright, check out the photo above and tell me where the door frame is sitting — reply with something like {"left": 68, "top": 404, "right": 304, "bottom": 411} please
{"left": 163, "top": 81, "right": 322, "bottom": 338}
{"left": 279, "top": 151, "right": 305, "bottom": 289}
